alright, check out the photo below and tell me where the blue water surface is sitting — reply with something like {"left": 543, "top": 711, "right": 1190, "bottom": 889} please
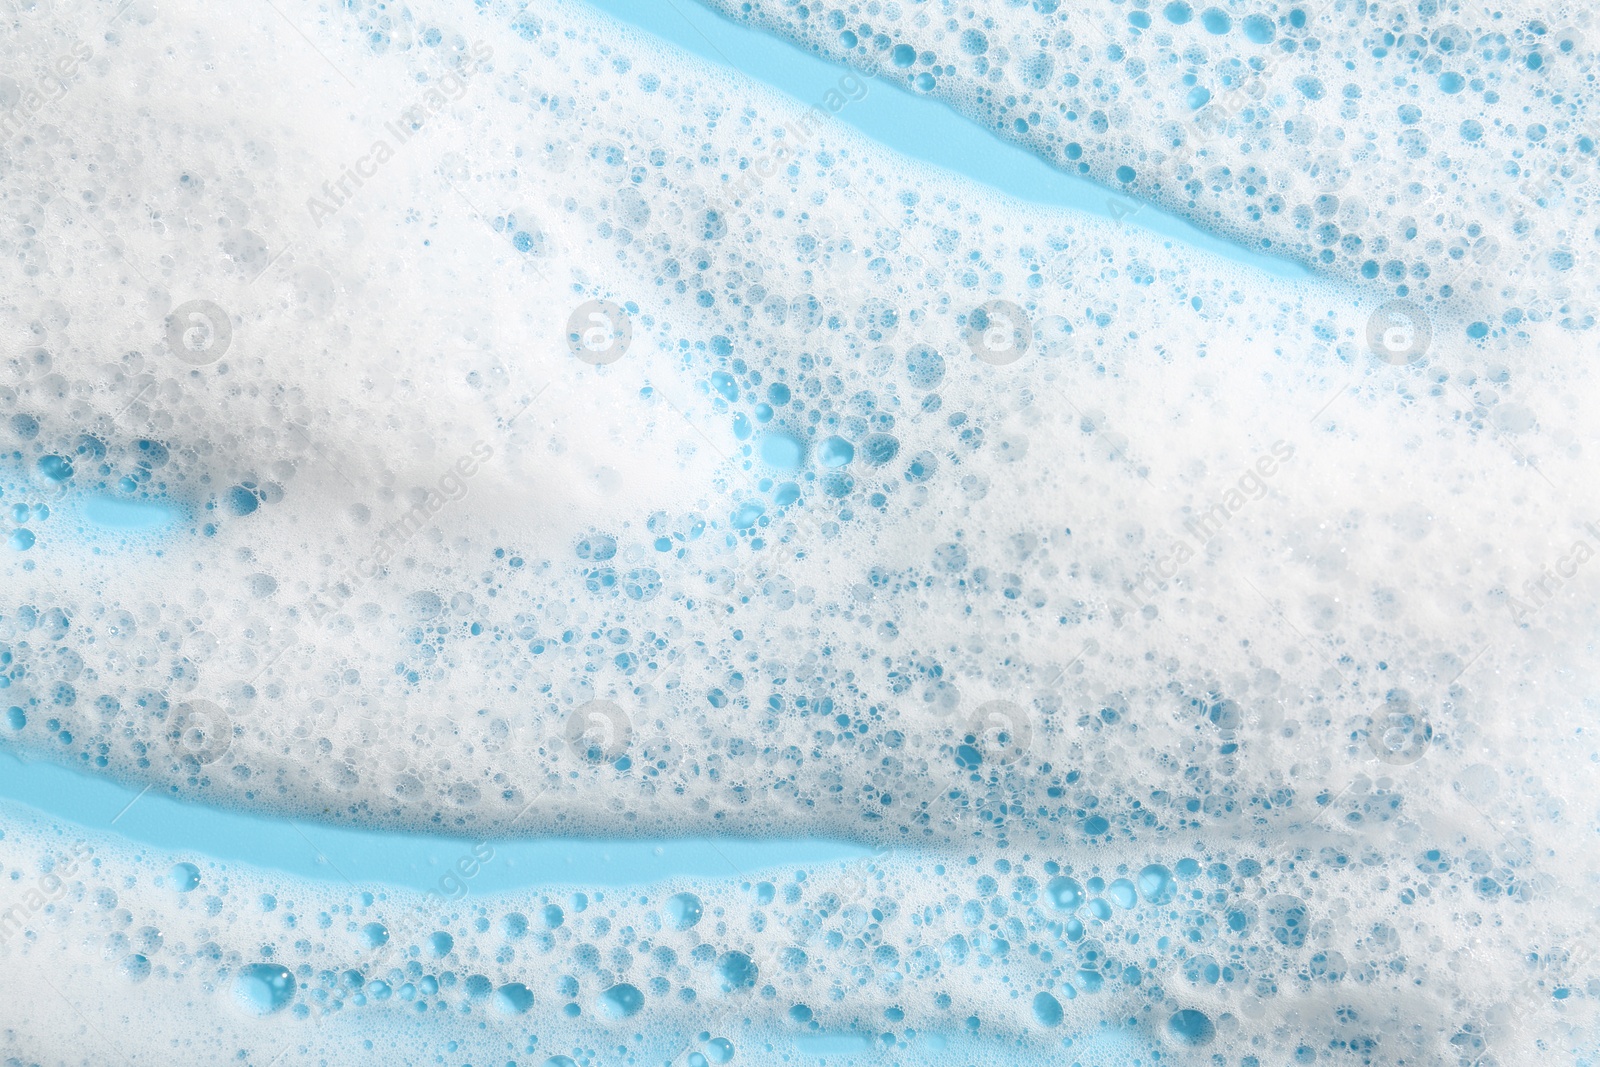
{"left": 0, "top": 753, "right": 871, "bottom": 890}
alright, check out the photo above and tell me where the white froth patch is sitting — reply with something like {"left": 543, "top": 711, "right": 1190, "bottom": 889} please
{"left": 0, "top": 0, "right": 1596, "bottom": 1063}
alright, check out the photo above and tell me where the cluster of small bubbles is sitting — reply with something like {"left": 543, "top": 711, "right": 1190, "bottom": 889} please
{"left": 0, "top": 0, "right": 1594, "bottom": 1062}
{"left": 704, "top": 0, "right": 1596, "bottom": 332}
{"left": 1, "top": 811, "right": 1590, "bottom": 1063}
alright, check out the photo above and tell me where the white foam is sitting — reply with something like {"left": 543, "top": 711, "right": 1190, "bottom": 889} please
{"left": 703, "top": 0, "right": 1597, "bottom": 326}
{"left": 0, "top": 0, "right": 1596, "bottom": 1062}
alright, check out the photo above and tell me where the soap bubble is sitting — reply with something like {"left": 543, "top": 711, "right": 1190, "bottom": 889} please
{"left": 495, "top": 982, "right": 534, "bottom": 1014}
{"left": 119, "top": 953, "right": 152, "bottom": 983}
{"left": 598, "top": 982, "right": 645, "bottom": 1018}
{"left": 234, "top": 963, "right": 296, "bottom": 1015}
{"left": 1032, "top": 990, "right": 1063, "bottom": 1026}
{"left": 169, "top": 862, "right": 202, "bottom": 891}
{"left": 1167, "top": 1008, "right": 1216, "bottom": 1045}
{"left": 665, "top": 891, "right": 704, "bottom": 929}
{"left": 715, "top": 950, "right": 758, "bottom": 993}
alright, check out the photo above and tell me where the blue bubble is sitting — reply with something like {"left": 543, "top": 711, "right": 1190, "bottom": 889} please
{"left": 861, "top": 433, "right": 900, "bottom": 466}
{"left": 1137, "top": 864, "right": 1174, "bottom": 902}
{"left": 760, "top": 432, "right": 805, "bottom": 469}
{"left": 599, "top": 982, "right": 645, "bottom": 1018}
{"left": 496, "top": 982, "right": 534, "bottom": 1014}
{"left": 120, "top": 954, "right": 151, "bottom": 983}
{"left": 905, "top": 345, "right": 945, "bottom": 388}
{"left": 717, "top": 950, "right": 757, "bottom": 992}
{"left": 227, "top": 485, "right": 260, "bottom": 516}
{"left": 733, "top": 502, "right": 766, "bottom": 529}
{"left": 36, "top": 455, "right": 73, "bottom": 481}
{"left": 1242, "top": 14, "right": 1275, "bottom": 43}
{"left": 667, "top": 891, "right": 704, "bottom": 929}
{"left": 234, "top": 964, "right": 296, "bottom": 1015}
{"left": 1046, "top": 875, "right": 1084, "bottom": 910}
{"left": 170, "top": 862, "right": 201, "bottom": 892}
{"left": 1168, "top": 1009, "right": 1216, "bottom": 1045}
{"left": 817, "top": 436, "right": 854, "bottom": 467}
